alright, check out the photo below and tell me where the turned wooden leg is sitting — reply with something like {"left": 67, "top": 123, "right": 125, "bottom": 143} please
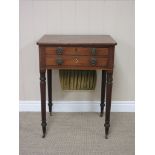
{"left": 47, "top": 69, "right": 53, "bottom": 116}
{"left": 100, "top": 70, "right": 106, "bottom": 117}
{"left": 104, "top": 71, "right": 113, "bottom": 139}
{"left": 40, "top": 70, "right": 47, "bottom": 138}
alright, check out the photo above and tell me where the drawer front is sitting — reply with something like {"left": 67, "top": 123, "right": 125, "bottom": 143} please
{"left": 45, "top": 47, "right": 109, "bottom": 56}
{"left": 46, "top": 55, "right": 108, "bottom": 67}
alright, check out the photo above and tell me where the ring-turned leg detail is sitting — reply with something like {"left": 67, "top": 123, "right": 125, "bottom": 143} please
{"left": 40, "top": 70, "right": 47, "bottom": 138}
{"left": 100, "top": 71, "right": 106, "bottom": 117}
{"left": 47, "top": 69, "right": 53, "bottom": 116}
{"left": 104, "top": 71, "right": 113, "bottom": 139}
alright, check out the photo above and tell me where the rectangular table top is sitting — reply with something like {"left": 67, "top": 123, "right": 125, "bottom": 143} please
{"left": 37, "top": 35, "right": 117, "bottom": 46}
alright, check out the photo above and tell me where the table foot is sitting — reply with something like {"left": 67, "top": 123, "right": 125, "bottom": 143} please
{"left": 105, "top": 134, "right": 108, "bottom": 139}
{"left": 42, "top": 133, "right": 46, "bottom": 138}
{"left": 41, "top": 121, "right": 47, "bottom": 138}
{"left": 100, "top": 113, "right": 103, "bottom": 117}
{"left": 42, "top": 128, "right": 46, "bottom": 138}
{"left": 104, "top": 123, "right": 110, "bottom": 139}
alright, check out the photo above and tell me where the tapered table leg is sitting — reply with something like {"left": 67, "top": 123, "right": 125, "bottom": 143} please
{"left": 47, "top": 69, "right": 52, "bottom": 116}
{"left": 40, "top": 70, "right": 47, "bottom": 138}
{"left": 104, "top": 71, "right": 113, "bottom": 139}
{"left": 100, "top": 70, "right": 106, "bottom": 117}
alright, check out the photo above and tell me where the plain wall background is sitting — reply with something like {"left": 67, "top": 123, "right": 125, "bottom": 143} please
{"left": 19, "top": 0, "right": 135, "bottom": 102}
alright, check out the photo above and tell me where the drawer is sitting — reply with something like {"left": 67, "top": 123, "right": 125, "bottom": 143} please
{"left": 45, "top": 47, "right": 109, "bottom": 56}
{"left": 46, "top": 55, "right": 108, "bottom": 67}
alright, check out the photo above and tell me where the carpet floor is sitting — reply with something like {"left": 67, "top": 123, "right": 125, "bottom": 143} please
{"left": 19, "top": 112, "right": 135, "bottom": 155}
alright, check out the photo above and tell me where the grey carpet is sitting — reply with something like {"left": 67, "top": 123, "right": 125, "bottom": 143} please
{"left": 19, "top": 112, "right": 135, "bottom": 155}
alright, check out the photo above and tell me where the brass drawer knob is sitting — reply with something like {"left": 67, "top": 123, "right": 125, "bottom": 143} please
{"left": 74, "top": 58, "right": 79, "bottom": 63}
{"left": 90, "top": 57, "right": 97, "bottom": 66}
{"left": 56, "top": 47, "right": 63, "bottom": 55}
{"left": 56, "top": 57, "right": 64, "bottom": 65}
{"left": 91, "top": 48, "right": 96, "bottom": 55}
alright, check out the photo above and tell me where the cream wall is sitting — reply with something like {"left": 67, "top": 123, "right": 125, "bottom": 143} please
{"left": 19, "top": 0, "right": 135, "bottom": 102}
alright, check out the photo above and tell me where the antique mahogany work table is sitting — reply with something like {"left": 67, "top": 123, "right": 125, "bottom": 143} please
{"left": 37, "top": 35, "right": 117, "bottom": 139}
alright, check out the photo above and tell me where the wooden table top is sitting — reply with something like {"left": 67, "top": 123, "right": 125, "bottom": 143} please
{"left": 37, "top": 35, "right": 117, "bottom": 46}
